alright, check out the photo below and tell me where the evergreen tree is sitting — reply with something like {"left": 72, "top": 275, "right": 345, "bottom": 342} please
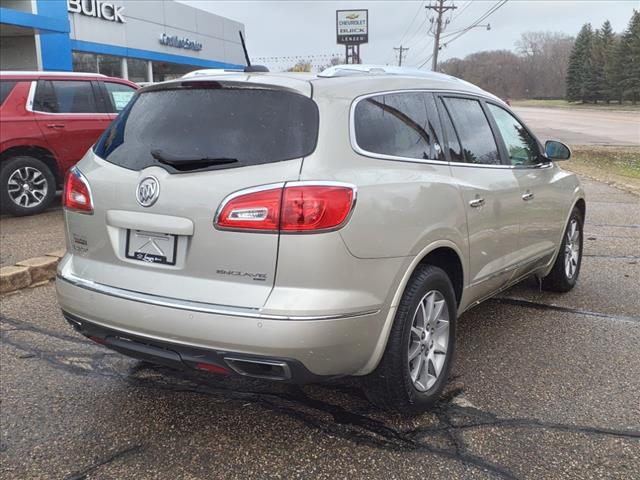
{"left": 566, "top": 24, "right": 593, "bottom": 102}
{"left": 600, "top": 21, "right": 619, "bottom": 102}
{"left": 592, "top": 21, "right": 615, "bottom": 102}
{"left": 619, "top": 10, "right": 640, "bottom": 104}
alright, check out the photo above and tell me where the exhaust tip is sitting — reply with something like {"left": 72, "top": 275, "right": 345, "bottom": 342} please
{"left": 224, "top": 357, "right": 292, "bottom": 381}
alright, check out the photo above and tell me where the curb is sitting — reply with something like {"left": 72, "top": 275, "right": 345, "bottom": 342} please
{"left": 0, "top": 250, "right": 65, "bottom": 294}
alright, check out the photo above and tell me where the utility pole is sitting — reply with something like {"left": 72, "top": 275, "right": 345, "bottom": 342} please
{"left": 393, "top": 45, "right": 409, "bottom": 66}
{"left": 426, "top": 0, "right": 457, "bottom": 71}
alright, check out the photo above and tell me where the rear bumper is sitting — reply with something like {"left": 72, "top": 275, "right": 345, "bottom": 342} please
{"left": 63, "top": 312, "right": 325, "bottom": 383}
{"left": 56, "top": 271, "right": 388, "bottom": 378}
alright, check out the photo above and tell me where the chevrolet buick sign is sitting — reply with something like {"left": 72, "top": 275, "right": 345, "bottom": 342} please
{"left": 336, "top": 10, "right": 368, "bottom": 45}
{"left": 67, "top": 0, "right": 125, "bottom": 23}
{"left": 159, "top": 33, "right": 203, "bottom": 52}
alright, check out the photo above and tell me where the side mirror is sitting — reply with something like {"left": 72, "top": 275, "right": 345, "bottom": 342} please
{"left": 545, "top": 140, "right": 571, "bottom": 160}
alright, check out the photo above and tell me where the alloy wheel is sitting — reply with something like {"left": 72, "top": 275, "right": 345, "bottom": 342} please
{"left": 7, "top": 166, "right": 48, "bottom": 208}
{"left": 408, "top": 290, "right": 450, "bottom": 392}
{"left": 564, "top": 218, "right": 580, "bottom": 279}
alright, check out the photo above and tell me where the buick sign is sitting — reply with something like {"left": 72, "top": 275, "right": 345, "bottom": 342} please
{"left": 67, "top": 0, "right": 125, "bottom": 23}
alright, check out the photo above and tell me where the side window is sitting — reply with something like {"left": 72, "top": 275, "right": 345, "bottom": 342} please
{"left": 354, "top": 92, "right": 444, "bottom": 161}
{"left": 487, "top": 104, "right": 541, "bottom": 166}
{"left": 438, "top": 99, "right": 464, "bottom": 162}
{"left": 0, "top": 80, "right": 18, "bottom": 106}
{"left": 104, "top": 82, "right": 137, "bottom": 113}
{"left": 33, "top": 80, "right": 98, "bottom": 113}
{"left": 442, "top": 97, "right": 500, "bottom": 165}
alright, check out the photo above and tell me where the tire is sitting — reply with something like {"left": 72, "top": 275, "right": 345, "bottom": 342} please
{"left": 541, "top": 206, "right": 584, "bottom": 292}
{"left": 0, "top": 156, "right": 56, "bottom": 216}
{"left": 363, "top": 265, "right": 457, "bottom": 412}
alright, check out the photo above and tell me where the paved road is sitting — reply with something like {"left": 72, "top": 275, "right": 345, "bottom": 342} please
{"left": 513, "top": 107, "right": 640, "bottom": 146}
{"left": 1, "top": 177, "right": 639, "bottom": 479}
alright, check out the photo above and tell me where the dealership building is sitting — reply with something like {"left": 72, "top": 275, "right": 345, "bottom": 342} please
{"left": 0, "top": 0, "right": 246, "bottom": 82}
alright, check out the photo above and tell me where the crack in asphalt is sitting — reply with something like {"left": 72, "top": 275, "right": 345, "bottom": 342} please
{"left": 583, "top": 254, "right": 640, "bottom": 259}
{"left": 586, "top": 222, "right": 640, "bottom": 229}
{"left": 493, "top": 297, "right": 640, "bottom": 324}
{"left": 64, "top": 445, "right": 146, "bottom": 480}
{"left": 2, "top": 314, "right": 639, "bottom": 480}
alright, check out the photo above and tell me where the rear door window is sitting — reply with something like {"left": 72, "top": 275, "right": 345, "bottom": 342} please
{"left": 0, "top": 80, "right": 18, "bottom": 106}
{"left": 354, "top": 92, "right": 444, "bottom": 161}
{"left": 103, "top": 81, "right": 137, "bottom": 113}
{"left": 34, "top": 80, "right": 99, "bottom": 113}
{"left": 94, "top": 85, "right": 319, "bottom": 172}
{"left": 442, "top": 97, "right": 501, "bottom": 165}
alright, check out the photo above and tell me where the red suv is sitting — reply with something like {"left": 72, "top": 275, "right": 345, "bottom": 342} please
{"left": 0, "top": 71, "right": 138, "bottom": 216}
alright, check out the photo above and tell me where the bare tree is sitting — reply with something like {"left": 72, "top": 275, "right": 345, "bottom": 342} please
{"left": 440, "top": 31, "right": 574, "bottom": 99}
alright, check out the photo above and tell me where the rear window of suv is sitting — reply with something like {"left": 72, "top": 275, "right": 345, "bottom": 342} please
{"left": 94, "top": 85, "right": 319, "bottom": 172}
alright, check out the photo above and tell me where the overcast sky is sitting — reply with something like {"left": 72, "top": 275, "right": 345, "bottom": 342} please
{"left": 181, "top": 1, "right": 638, "bottom": 70}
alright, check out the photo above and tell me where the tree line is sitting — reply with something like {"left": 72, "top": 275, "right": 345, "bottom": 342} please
{"left": 566, "top": 10, "right": 640, "bottom": 104}
{"left": 438, "top": 9, "right": 639, "bottom": 103}
{"left": 439, "top": 31, "right": 573, "bottom": 100}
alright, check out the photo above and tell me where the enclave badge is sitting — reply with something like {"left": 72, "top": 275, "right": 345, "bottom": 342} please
{"left": 136, "top": 177, "right": 159, "bottom": 207}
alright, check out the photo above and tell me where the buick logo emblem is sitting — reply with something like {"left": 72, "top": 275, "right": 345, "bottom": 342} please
{"left": 136, "top": 176, "right": 159, "bottom": 207}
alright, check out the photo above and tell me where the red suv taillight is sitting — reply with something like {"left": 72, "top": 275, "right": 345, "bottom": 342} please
{"left": 63, "top": 167, "right": 93, "bottom": 214}
{"left": 215, "top": 183, "right": 355, "bottom": 233}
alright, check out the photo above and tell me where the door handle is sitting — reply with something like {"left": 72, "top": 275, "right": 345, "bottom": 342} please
{"left": 522, "top": 192, "right": 534, "bottom": 201}
{"left": 46, "top": 124, "right": 65, "bottom": 129}
{"left": 469, "top": 197, "right": 485, "bottom": 208}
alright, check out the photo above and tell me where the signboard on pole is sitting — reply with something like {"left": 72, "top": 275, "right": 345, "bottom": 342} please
{"left": 336, "top": 10, "right": 368, "bottom": 45}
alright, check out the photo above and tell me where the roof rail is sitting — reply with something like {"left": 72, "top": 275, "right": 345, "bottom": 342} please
{"left": 0, "top": 70, "right": 107, "bottom": 77}
{"left": 318, "top": 64, "right": 457, "bottom": 80}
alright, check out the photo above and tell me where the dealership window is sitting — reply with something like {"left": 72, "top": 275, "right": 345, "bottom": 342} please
{"left": 151, "top": 61, "right": 201, "bottom": 82}
{"left": 127, "top": 58, "right": 148, "bottom": 83}
{"left": 73, "top": 52, "right": 122, "bottom": 78}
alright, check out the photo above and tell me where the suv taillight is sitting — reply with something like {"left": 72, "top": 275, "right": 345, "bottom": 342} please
{"left": 215, "top": 183, "right": 355, "bottom": 233}
{"left": 63, "top": 167, "right": 93, "bottom": 214}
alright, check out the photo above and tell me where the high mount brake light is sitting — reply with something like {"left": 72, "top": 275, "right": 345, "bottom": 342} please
{"left": 215, "top": 183, "right": 355, "bottom": 233}
{"left": 63, "top": 168, "right": 93, "bottom": 214}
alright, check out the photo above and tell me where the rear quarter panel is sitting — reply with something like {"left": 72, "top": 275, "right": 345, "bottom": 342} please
{"left": 0, "top": 81, "right": 48, "bottom": 153}
{"left": 300, "top": 89, "right": 469, "bottom": 303}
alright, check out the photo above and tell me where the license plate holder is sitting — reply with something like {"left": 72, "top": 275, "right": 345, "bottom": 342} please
{"left": 125, "top": 229, "right": 177, "bottom": 265}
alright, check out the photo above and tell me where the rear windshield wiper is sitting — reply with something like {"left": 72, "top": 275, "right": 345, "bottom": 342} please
{"left": 151, "top": 149, "right": 239, "bottom": 167}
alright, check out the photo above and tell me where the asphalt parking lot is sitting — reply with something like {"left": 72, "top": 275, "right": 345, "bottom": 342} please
{"left": 1, "top": 175, "right": 638, "bottom": 479}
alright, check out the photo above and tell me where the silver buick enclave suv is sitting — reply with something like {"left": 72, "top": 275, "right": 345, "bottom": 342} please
{"left": 56, "top": 65, "right": 585, "bottom": 411}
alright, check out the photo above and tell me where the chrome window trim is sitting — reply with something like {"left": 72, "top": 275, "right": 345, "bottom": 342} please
{"left": 57, "top": 271, "right": 380, "bottom": 321}
{"left": 26, "top": 79, "right": 113, "bottom": 116}
{"left": 25, "top": 81, "right": 36, "bottom": 112}
{"left": 349, "top": 88, "right": 554, "bottom": 170}
{"left": 213, "top": 180, "right": 358, "bottom": 234}
{"left": 349, "top": 89, "right": 450, "bottom": 167}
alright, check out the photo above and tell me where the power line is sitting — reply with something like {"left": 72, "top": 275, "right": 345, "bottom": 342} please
{"left": 442, "top": 0, "right": 508, "bottom": 48}
{"left": 387, "top": 1, "right": 426, "bottom": 64}
{"left": 451, "top": 0, "right": 472, "bottom": 22}
{"left": 425, "top": 0, "right": 458, "bottom": 71}
{"left": 397, "top": 1, "right": 427, "bottom": 46}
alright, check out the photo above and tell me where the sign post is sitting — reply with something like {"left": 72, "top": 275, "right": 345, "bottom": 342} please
{"left": 336, "top": 10, "right": 368, "bottom": 64}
